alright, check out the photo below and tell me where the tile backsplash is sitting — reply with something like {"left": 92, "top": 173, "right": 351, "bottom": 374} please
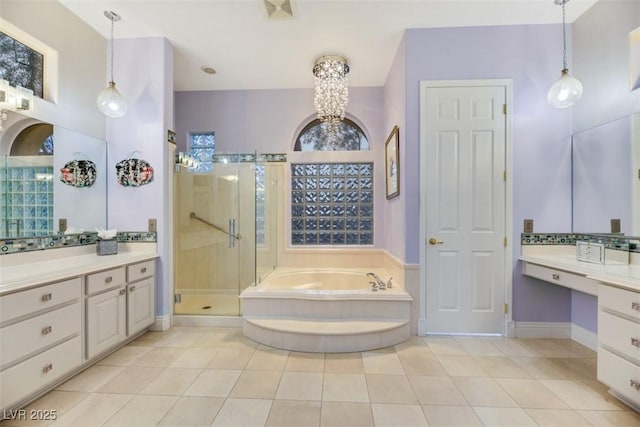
{"left": 0, "top": 231, "right": 157, "bottom": 255}
{"left": 521, "top": 233, "right": 638, "bottom": 253}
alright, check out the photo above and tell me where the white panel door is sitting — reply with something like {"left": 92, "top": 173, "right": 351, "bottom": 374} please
{"left": 423, "top": 84, "right": 507, "bottom": 334}
{"left": 86, "top": 287, "right": 126, "bottom": 358}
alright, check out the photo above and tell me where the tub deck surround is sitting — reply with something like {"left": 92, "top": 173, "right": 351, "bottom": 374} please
{"left": 241, "top": 267, "right": 413, "bottom": 353}
{"left": 0, "top": 243, "right": 158, "bottom": 294}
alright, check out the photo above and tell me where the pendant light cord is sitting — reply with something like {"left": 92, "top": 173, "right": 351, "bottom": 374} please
{"left": 109, "top": 14, "right": 115, "bottom": 83}
{"left": 561, "top": 0, "right": 567, "bottom": 70}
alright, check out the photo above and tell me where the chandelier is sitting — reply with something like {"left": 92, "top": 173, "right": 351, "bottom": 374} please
{"left": 313, "top": 55, "right": 349, "bottom": 127}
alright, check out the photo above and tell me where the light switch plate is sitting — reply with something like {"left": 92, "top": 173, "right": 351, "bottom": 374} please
{"left": 524, "top": 219, "right": 534, "bottom": 233}
{"left": 611, "top": 219, "right": 621, "bottom": 234}
{"left": 59, "top": 218, "right": 67, "bottom": 233}
{"left": 148, "top": 218, "right": 157, "bottom": 233}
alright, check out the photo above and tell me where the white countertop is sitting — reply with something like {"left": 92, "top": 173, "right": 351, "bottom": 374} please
{"left": 0, "top": 243, "right": 158, "bottom": 295}
{"left": 520, "top": 245, "right": 640, "bottom": 292}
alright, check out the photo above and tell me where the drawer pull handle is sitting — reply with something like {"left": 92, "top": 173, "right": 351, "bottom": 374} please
{"left": 119, "top": 289, "right": 126, "bottom": 296}
{"left": 129, "top": 285, "right": 136, "bottom": 292}
{"left": 41, "top": 293, "right": 52, "bottom": 302}
{"left": 631, "top": 380, "right": 640, "bottom": 391}
{"left": 42, "top": 363, "right": 53, "bottom": 374}
{"left": 141, "top": 267, "right": 147, "bottom": 274}
{"left": 42, "top": 326, "right": 52, "bottom": 335}
{"left": 552, "top": 274, "right": 560, "bottom": 280}
{"left": 105, "top": 276, "right": 113, "bottom": 284}
{"left": 632, "top": 302, "right": 640, "bottom": 311}
{"left": 632, "top": 338, "right": 640, "bottom": 348}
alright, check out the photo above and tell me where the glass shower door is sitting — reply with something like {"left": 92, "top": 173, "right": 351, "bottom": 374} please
{"left": 174, "top": 158, "right": 254, "bottom": 316}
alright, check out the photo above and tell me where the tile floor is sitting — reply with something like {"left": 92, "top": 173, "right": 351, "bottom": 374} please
{"left": 2, "top": 326, "right": 640, "bottom": 427}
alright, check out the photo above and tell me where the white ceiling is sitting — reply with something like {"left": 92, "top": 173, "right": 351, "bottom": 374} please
{"left": 58, "top": 0, "right": 598, "bottom": 92}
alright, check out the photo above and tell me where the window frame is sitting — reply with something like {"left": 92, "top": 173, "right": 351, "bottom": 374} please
{"left": 287, "top": 117, "right": 376, "bottom": 248}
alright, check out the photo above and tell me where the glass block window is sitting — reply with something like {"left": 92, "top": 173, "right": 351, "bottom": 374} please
{"left": 255, "top": 164, "right": 266, "bottom": 246}
{"left": 0, "top": 31, "right": 44, "bottom": 98}
{"left": 291, "top": 162, "right": 373, "bottom": 245}
{"left": 294, "top": 118, "right": 369, "bottom": 151}
{"left": 188, "top": 132, "right": 215, "bottom": 173}
{"left": 1, "top": 166, "right": 54, "bottom": 237}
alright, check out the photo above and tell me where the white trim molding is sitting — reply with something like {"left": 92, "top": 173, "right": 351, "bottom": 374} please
{"left": 151, "top": 314, "right": 172, "bottom": 331}
{"left": 571, "top": 323, "right": 598, "bottom": 351}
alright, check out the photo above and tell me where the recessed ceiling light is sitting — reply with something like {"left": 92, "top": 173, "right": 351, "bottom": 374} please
{"left": 201, "top": 66, "right": 216, "bottom": 75}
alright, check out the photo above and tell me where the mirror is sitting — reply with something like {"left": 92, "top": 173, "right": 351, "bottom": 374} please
{"left": 0, "top": 112, "right": 107, "bottom": 239}
{"left": 572, "top": 112, "right": 639, "bottom": 235}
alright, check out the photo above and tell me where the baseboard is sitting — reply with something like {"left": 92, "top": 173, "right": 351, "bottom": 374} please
{"left": 151, "top": 314, "right": 171, "bottom": 331}
{"left": 513, "top": 321, "right": 571, "bottom": 339}
{"left": 571, "top": 323, "right": 598, "bottom": 351}
{"left": 173, "top": 315, "right": 243, "bottom": 328}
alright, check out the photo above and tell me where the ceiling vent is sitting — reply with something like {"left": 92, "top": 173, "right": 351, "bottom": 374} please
{"left": 264, "top": 0, "right": 295, "bottom": 19}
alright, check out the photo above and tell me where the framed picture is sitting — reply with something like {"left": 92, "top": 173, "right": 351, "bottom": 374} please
{"left": 385, "top": 125, "right": 400, "bottom": 199}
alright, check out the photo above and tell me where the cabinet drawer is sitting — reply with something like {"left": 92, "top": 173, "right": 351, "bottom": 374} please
{"left": 0, "top": 278, "right": 80, "bottom": 324}
{"left": 0, "top": 336, "right": 81, "bottom": 410}
{"left": 597, "top": 346, "right": 640, "bottom": 407}
{"left": 599, "top": 310, "right": 640, "bottom": 364}
{"left": 599, "top": 284, "right": 640, "bottom": 321}
{"left": 0, "top": 303, "right": 81, "bottom": 369}
{"left": 86, "top": 267, "right": 126, "bottom": 296}
{"left": 127, "top": 260, "right": 155, "bottom": 283}
{"left": 522, "top": 262, "right": 597, "bottom": 295}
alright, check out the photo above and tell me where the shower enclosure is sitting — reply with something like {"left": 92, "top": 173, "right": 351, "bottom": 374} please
{"left": 173, "top": 153, "right": 280, "bottom": 316}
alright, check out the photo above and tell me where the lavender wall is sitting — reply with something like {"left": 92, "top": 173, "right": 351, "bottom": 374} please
{"left": 572, "top": 0, "right": 640, "bottom": 133}
{"left": 174, "top": 87, "right": 384, "bottom": 154}
{"left": 383, "top": 36, "right": 407, "bottom": 261}
{"left": 402, "top": 25, "right": 574, "bottom": 322}
{"left": 107, "top": 37, "right": 174, "bottom": 318}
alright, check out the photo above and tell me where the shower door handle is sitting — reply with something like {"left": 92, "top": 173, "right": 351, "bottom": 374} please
{"left": 231, "top": 219, "right": 236, "bottom": 248}
{"left": 228, "top": 219, "right": 233, "bottom": 248}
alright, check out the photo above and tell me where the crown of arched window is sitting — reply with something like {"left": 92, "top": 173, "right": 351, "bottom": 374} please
{"left": 294, "top": 118, "right": 369, "bottom": 151}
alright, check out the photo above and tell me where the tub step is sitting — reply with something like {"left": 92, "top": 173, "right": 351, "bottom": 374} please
{"left": 242, "top": 317, "right": 410, "bottom": 352}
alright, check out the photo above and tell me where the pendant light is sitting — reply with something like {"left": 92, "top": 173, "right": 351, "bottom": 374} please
{"left": 547, "top": 0, "right": 583, "bottom": 108}
{"left": 97, "top": 10, "right": 127, "bottom": 117}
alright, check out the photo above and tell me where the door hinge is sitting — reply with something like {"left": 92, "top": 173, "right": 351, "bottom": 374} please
{"left": 504, "top": 237, "right": 508, "bottom": 247}
{"left": 503, "top": 303, "right": 508, "bottom": 314}
{"left": 503, "top": 171, "right": 507, "bottom": 181}
{"left": 174, "top": 294, "right": 182, "bottom": 304}
{"left": 503, "top": 104, "right": 507, "bottom": 115}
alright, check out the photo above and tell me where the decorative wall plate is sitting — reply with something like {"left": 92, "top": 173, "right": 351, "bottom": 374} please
{"left": 115, "top": 158, "right": 154, "bottom": 187}
{"left": 60, "top": 159, "right": 97, "bottom": 187}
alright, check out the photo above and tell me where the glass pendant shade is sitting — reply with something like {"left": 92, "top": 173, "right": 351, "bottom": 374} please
{"left": 547, "top": 69, "right": 583, "bottom": 108}
{"left": 97, "top": 81, "right": 127, "bottom": 117}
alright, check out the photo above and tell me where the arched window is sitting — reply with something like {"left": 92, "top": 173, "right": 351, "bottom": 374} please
{"left": 294, "top": 118, "right": 369, "bottom": 151}
{"left": 290, "top": 118, "right": 373, "bottom": 246}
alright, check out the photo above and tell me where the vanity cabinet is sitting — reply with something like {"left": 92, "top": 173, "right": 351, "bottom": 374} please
{"left": 597, "top": 283, "right": 640, "bottom": 408}
{"left": 0, "top": 278, "right": 82, "bottom": 410}
{"left": 126, "top": 260, "right": 155, "bottom": 336}
{"left": 85, "top": 267, "right": 127, "bottom": 358}
{"left": 0, "top": 252, "right": 157, "bottom": 411}
{"left": 521, "top": 262, "right": 598, "bottom": 295}
{"left": 85, "top": 261, "right": 156, "bottom": 359}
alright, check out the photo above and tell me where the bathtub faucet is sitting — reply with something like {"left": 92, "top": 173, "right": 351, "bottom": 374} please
{"left": 367, "top": 272, "right": 392, "bottom": 290}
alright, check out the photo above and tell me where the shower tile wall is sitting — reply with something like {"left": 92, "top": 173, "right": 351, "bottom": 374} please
{"left": 1, "top": 166, "right": 54, "bottom": 237}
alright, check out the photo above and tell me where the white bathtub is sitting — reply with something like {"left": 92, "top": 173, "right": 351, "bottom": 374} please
{"left": 249, "top": 267, "right": 409, "bottom": 297}
{"left": 240, "top": 267, "right": 412, "bottom": 352}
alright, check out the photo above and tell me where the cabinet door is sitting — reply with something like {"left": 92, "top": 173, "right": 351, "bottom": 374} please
{"left": 86, "top": 287, "right": 126, "bottom": 359}
{"left": 127, "top": 278, "right": 155, "bottom": 336}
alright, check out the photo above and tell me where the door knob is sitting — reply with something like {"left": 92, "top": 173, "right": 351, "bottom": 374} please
{"left": 428, "top": 238, "right": 444, "bottom": 245}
